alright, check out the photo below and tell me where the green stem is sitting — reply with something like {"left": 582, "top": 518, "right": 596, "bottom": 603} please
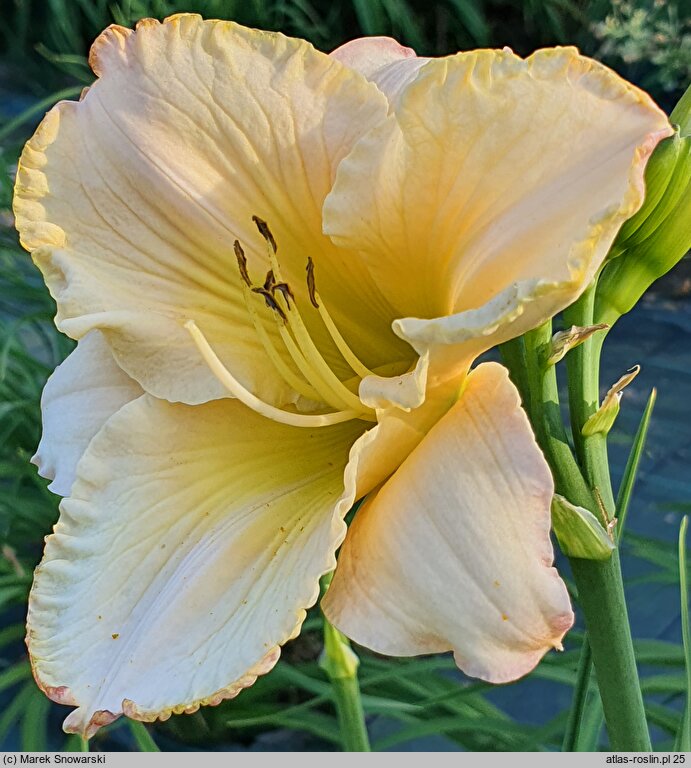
{"left": 522, "top": 321, "right": 593, "bottom": 508}
{"left": 563, "top": 284, "right": 616, "bottom": 516}
{"left": 562, "top": 283, "right": 599, "bottom": 458}
{"left": 319, "top": 573, "right": 370, "bottom": 752}
{"left": 329, "top": 674, "right": 370, "bottom": 752}
{"left": 516, "top": 313, "right": 651, "bottom": 751}
{"left": 562, "top": 638, "right": 593, "bottom": 751}
{"left": 562, "top": 390, "right": 657, "bottom": 750}
{"left": 569, "top": 553, "right": 650, "bottom": 750}
{"left": 320, "top": 618, "right": 370, "bottom": 751}
{"left": 499, "top": 335, "right": 532, "bottom": 415}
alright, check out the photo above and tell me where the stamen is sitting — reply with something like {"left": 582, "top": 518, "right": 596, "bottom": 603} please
{"left": 273, "top": 318, "right": 360, "bottom": 413}
{"left": 234, "top": 239, "right": 350, "bottom": 407}
{"left": 273, "top": 280, "right": 294, "bottom": 306}
{"left": 252, "top": 220, "right": 369, "bottom": 415}
{"left": 238, "top": 281, "right": 321, "bottom": 402}
{"left": 306, "top": 258, "right": 374, "bottom": 380}
{"left": 306, "top": 258, "right": 319, "bottom": 309}
{"left": 274, "top": 295, "right": 367, "bottom": 413}
{"left": 185, "top": 320, "right": 367, "bottom": 427}
{"left": 234, "top": 241, "right": 251, "bottom": 287}
{"left": 252, "top": 215, "right": 277, "bottom": 253}
{"left": 256, "top": 270, "right": 294, "bottom": 312}
{"left": 252, "top": 285, "right": 287, "bottom": 321}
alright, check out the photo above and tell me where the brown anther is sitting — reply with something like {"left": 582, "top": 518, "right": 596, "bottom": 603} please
{"left": 252, "top": 215, "right": 277, "bottom": 253}
{"left": 273, "top": 281, "right": 294, "bottom": 305}
{"left": 252, "top": 286, "right": 287, "bottom": 322}
{"left": 234, "top": 240, "right": 251, "bottom": 287}
{"left": 263, "top": 269, "right": 293, "bottom": 307}
{"left": 264, "top": 269, "right": 295, "bottom": 309}
{"left": 306, "top": 257, "right": 319, "bottom": 309}
{"left": 263, "top": 270, "right": 277, "bottom": 292}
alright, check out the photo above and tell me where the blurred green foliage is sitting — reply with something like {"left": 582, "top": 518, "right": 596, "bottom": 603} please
{"left": 593, "top": 0, "right": 690, "bottom": 97}
{"left": 0, "top": 0, "right": 688, "bottom": 104}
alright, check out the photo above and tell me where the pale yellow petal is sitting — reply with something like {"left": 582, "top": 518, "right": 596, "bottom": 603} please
{"left": 27, "top": 394, "right": 364, "bottom": 736}
{"left": 323, "top": 362, "right": 574, "bottom": 682}
{"left": 14, "top": 15, "right": 406, "bottom": 406}
{"left": 330, "top": 36, "right": 416, "bottom": 77}
{"left": 324, "top": 48, "right": 672, "bottom": 370}
{"left": 330, "top": 36, "right": 427, "bottom": 103}
{"left": 32, "top": 331, "right": 143, "bottom": 496}
{"left": 358, "top": 350, "right": 429, "bottom": 411}
{"left": 346, "top": 373, "right": 466, "bottom": 501}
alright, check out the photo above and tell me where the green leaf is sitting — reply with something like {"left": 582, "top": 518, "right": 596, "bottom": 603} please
{"left": 445, "top": 0, "right": 490, "bottom": 44}
{"left": 647, "top": 703, "right": 683, "bottom": 736}
{"left": 373, "top": 715, "right": 542, "bottom": 752}
{"left": 562, "top": 640, "right": 600, "bottom": 751}
{"left": 640, "top": 673, "right": 687, "bottom": 694}
{"left": 129, "top": 720, "right": 160, "bottom": 752}
{"left": 351, "top": 0, "right": 387, "bottom": 34}
{"left": 20, "top": 690, "right": 50, "bottom": 752}
{"left": 615, "top": 388, "right": 656, "bottom": 536}
{"left": 675, "top": 516, "right": 691, "bottom": 750}
{"left": 0, "top": 684, "right": 35, "bottom": 745}
{"left": 0, "top": 86, "right": 83, "bottom": 144}
{"left": 0, "top": 662, "right": 31, "bottom": 693}
{"left": 635, "top": 639, "right": 686, "bottom": 667}
{"left": 0, "top": 622, "right": 25, "bottom": 649}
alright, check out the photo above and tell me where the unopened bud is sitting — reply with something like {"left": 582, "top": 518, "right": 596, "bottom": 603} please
{"left": 596, "top": 108, "right": 691, "bottom": 327}
{"left": 582, "top": 366, "right": 640, "bottom": 437}
{"left": 547, "top": 324, "right": 608, "bottom": 366}
{"left": 319, "top": 621, "right": 360, "bottom": 680}
{"left": 551, "top": 494, "right": 615, "bottom": 560}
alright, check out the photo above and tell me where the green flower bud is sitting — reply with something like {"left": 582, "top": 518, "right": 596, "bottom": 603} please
{"left": 582, "top": 366, "right": 639, "bottom": 437}
{"left": 319, "top": 620, "right": 360, "bottom": 680}
{"left": 547, "top": 323, "right": 608, "bottom": 366}
{"left": 551, "top": 494, "right": 615, "bottom": 561}
{"left": 595, "top": 84, "right": 691, "bottom": 326}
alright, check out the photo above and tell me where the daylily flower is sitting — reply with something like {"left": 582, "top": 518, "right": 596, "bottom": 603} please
{"left": 13, "top": 14, "right": 671, "bottom": 737}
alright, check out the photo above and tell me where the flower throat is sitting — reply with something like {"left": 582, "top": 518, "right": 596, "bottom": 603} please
{"left": 186, "top": 217, "right": 377, "bottom": 428}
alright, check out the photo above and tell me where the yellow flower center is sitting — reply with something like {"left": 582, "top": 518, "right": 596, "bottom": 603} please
{"left": 186, "top": 217, "right": 377, "bottom": 427}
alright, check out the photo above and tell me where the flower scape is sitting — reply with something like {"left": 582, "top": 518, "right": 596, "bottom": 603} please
{"left": 12, "top": 13, "right": 671, "bottom": 738}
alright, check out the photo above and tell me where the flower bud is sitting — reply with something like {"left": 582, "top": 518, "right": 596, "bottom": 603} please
{"left": 547, "top": 323, "right": 608, "bottom": 366}
{"left": 319, "top": 619, "right": 360, "bottom": 680}
{"left": 551, "top": 494, "right": 615, "bottom": 560}
{"left": 582, "top": 366, "right": 640, "bottom": 437}
{"left": 595, "top": 86, "right": 691, "bottom": 326}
